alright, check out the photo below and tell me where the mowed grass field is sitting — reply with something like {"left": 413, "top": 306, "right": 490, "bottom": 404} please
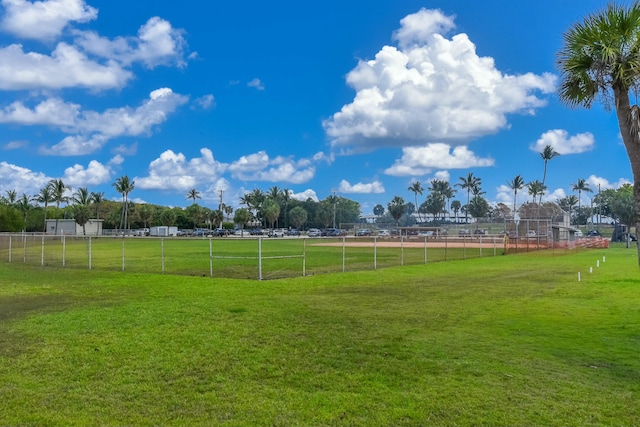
{"left": 1, "top": 245, "right": 639, "bottom": 426}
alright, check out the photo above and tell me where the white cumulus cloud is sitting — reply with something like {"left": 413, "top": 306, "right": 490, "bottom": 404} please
{"left": 530, "top": 129, "right": 595, "bottom": 155}
{"left": 338, "top": 179, "right": 385, "bottom": 194}
{"left": 0, "top": 0, "right": 98, "bottom": 41}
{"left": 323, "top": 8, "right": 556, "bottom": 153}
{"left": 136, "top": 148, "right": 226, "bottom": 191}
{"left": 384, "top": 143, "right": 494, "bottom": 176}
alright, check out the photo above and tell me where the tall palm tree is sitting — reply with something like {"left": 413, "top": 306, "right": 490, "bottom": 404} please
{"left": 113, "top": 175, "right": 135, "bottom": 232}
{"left": 571, "top": 178, "right": 593, "bottom": 223}
{"left": 36, "top": 185, "right": 54, "bottom": 232}
{"left": 90, "top": 191, "right": 105, "bottom": 220}
{"left": 408, "top": 181, "right": 424, "bottom": 223}
{"left": 507, "top": 175, "right": 526, "bottom": 218}
{"left": 540, "top": 145, "right": 560, "bottom": 186}
{"left": 450, "top": 200, "right": 462, "bottom": 223}
{"left": 16, "top": 193, "right": 33, "bottom": 231}
{"left": 186, "top": 188, "right": 201, "bottom": 204}
{"left": 48, "top": 179, "right": 71, "bottom": 235}
{"left": 456, "top": 173, "right": 481, "bottom": 223}
{"left": 558, "top": 3, "right": 640, "bottom": 264}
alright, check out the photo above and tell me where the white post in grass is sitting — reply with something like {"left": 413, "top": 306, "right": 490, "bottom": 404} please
{"left": 89, "top": 236, "right": 92, "bottom": 270}
{"left": 41, "top": 235, "right": 44, "bottom": 266}
{"left": 161, "top": 238, "right": 165, "bottom": 274}
{"left": 121, "top": 239, "right": 125, "bottom": 272}
{"left": 374, "top": 236, "right": 377, "bottom": 270}
{"left": 209, "top": 238, "right": 213, "bottom": 278}
{"left": 597, "top": 260, "right": 600, "bottom": 268}
{"left": 578, "top": 272, "right": 581, "bottom": 282}
{"left": 8, "top": 235, "right": 11, "bottom": 263}
{"left": 303, "top": 238, "right": 306, "bottom": 277}
{"left": 424, "top": 237, "right": 427, "bottom": 264}
{"left": 342, "top": 236, "right": 346, "bottom": 273}
{"left": 258, "top": 237, "right": 263, "bottom": 280}
{"left": 62, "top": 235, "right": 66, "bottom": 267}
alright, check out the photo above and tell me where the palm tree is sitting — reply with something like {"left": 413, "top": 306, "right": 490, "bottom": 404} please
{"left": 387, "top": 196, "right": 406, "bottom": 225}
{"left": 113, "top": 175, "right": 135, "bottom": 232}
{"left": 558, "top": 3, "right": 640, "bottom": 265}
{"left": 571, "top": 178, "right": 592, "bottom": 223}
{"left": 450, "top": 200, "right": 462, "bottom": 223}
{"left": 4, "top": 189, "right": 17, "bottom": 205}
{"left": 48, "top": 179, "right": 71, "bottom": 235}
{"left": 16, "top": 193, "right": 33, "bottom": 231}
{"left": 408, "top": 181, "right": 424, "bottom": 223}
{"left": 507, "top": 175, "right": 526, "bottom": 218}
{"left": 90, "top": 192, "right": 105, "bottom": 220}
{"left": 186, "top": 188, "right": 201, "bottom": 204}
{"left": 557, "top": 195, "right": 579, "bottom": 221}
{"left": 456, "top": 173, "right": 481, "bottom": 223}
{"left": 527, "top": 180, "right": 547, "bottom": 204}
{"left": 540, "top": 145, "right": 560, "bottom": 193}
{"left": 73, "top": 187, "right": 91, "bottom": 206}
{"left": 36, "top": 185, "right": 54, "bottom": 232}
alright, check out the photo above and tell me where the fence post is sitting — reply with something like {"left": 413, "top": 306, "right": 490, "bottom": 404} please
{"left": 23, "top": 233, "right": 26, "bottom": 263}
{"left": 463, "top": 235, "right": 466, "bottom": 260}
{"left": 121, "top": 239, "right": 125, "bottom": 272}
{"left": 424, "top": 237, "right": 427, "bottom": 264}
{"left": 41, "top": 235, "right": 44, "bottom": 266}
{"left": 374, "top": 236, "right": 377, "bottom": 270}
{"left": 161, "top": 238, "right": 165, "bottom": 274}
{"left": 258, "top": 237, "right": 263, "bottom": 280}
{"left": 89, "top": 236, "right": 92, "bottom": 270}
{"left": 8, "top": 235, "right": 11, "bottom": 263}
{"left": 303, "top": 238, "right": 306, "bottom": 277}
{"left": 62, "top": 235, "right": 66, "bottom": 267}
{"left": 401, "top": 235, "right": 404, "bottom": 266}
{"left": 209, "top": 238, "right": 213, "bottom": 278}
{"left": 479, "top": 235, "right": 483, "bottom": 257}
{"left": 342, "top": 236, "right": 346, "bottom": 272}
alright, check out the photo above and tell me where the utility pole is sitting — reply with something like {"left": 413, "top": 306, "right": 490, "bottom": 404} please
{"left": 332, "top": 191, "right": 337, "bottom": 228}
{"left": 218, "top": 190, "right": 224, "bottom": 221}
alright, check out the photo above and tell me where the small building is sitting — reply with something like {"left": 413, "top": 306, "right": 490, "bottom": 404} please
{"left": 149, "top": 226, "right": 178, "bottom": 237}
{"left": 45, "top": 219, "right": 104, "bottom": 236}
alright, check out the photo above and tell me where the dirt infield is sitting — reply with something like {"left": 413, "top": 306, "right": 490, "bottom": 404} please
{"left": 312, "top": 238, "right": 507, "bottom": 249}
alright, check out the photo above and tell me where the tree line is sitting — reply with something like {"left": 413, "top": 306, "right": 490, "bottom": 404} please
{"left": 0, "top": 178, "right": 362, "bottom": 233}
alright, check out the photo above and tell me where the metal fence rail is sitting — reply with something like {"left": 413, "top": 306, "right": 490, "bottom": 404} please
{"left": 0, "top": 232, "right": 592, "bottom": 280}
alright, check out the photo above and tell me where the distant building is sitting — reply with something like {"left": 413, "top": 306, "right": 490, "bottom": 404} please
{"left": 45, "top": 219, "right": 104, "bottom": 236}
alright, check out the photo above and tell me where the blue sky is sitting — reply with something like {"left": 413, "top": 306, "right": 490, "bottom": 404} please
{"left": 0, "top": 0, "right": 630, "bottom": 215}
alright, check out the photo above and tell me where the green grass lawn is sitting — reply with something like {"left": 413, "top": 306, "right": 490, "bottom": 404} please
{"left": 0, "top": 246, "right": 639, "bottom": 426}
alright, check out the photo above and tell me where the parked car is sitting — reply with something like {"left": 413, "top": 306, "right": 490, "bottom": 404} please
{"left": 269, "top": 229, "right": 286, "bottom": 237}
{"left": 587, "top": 230, "right": 601, "bottom": 237}
{"left": 323, "top": 228, "right": 346, "bottom": 237}
{"left": 213, "top": 228, "right": 229, "bottom": 237}
{"left": 526, "top": 230, "right": 537, "bottom": 238}
{"left": 193, "top": 228, "right": 212, "bottom": 237}
{"left": 249, "top": 228, "right": 265, "bottom": 235}
{"left": 473, "top": 229, "right": 487, "bottom": 235}
{"left": 574, "top": 230, "right": 583, "bottom": 237}
{"left": 307, "top": 228, "right": 321, "bottom": 237}
{"left": 377, "top": 230, "right": 390, "bottom": 237}
{"left": 418, "top": 230, "right": 434, "bottom": 237}
{"left": 287, "top": 228, "right": 301, "bottom": 236}
{"left": 458, "top": 229, "right": 471, "bottom": 236}
{"left": 356, "top": 229, "right": 372, "bottom": 237}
